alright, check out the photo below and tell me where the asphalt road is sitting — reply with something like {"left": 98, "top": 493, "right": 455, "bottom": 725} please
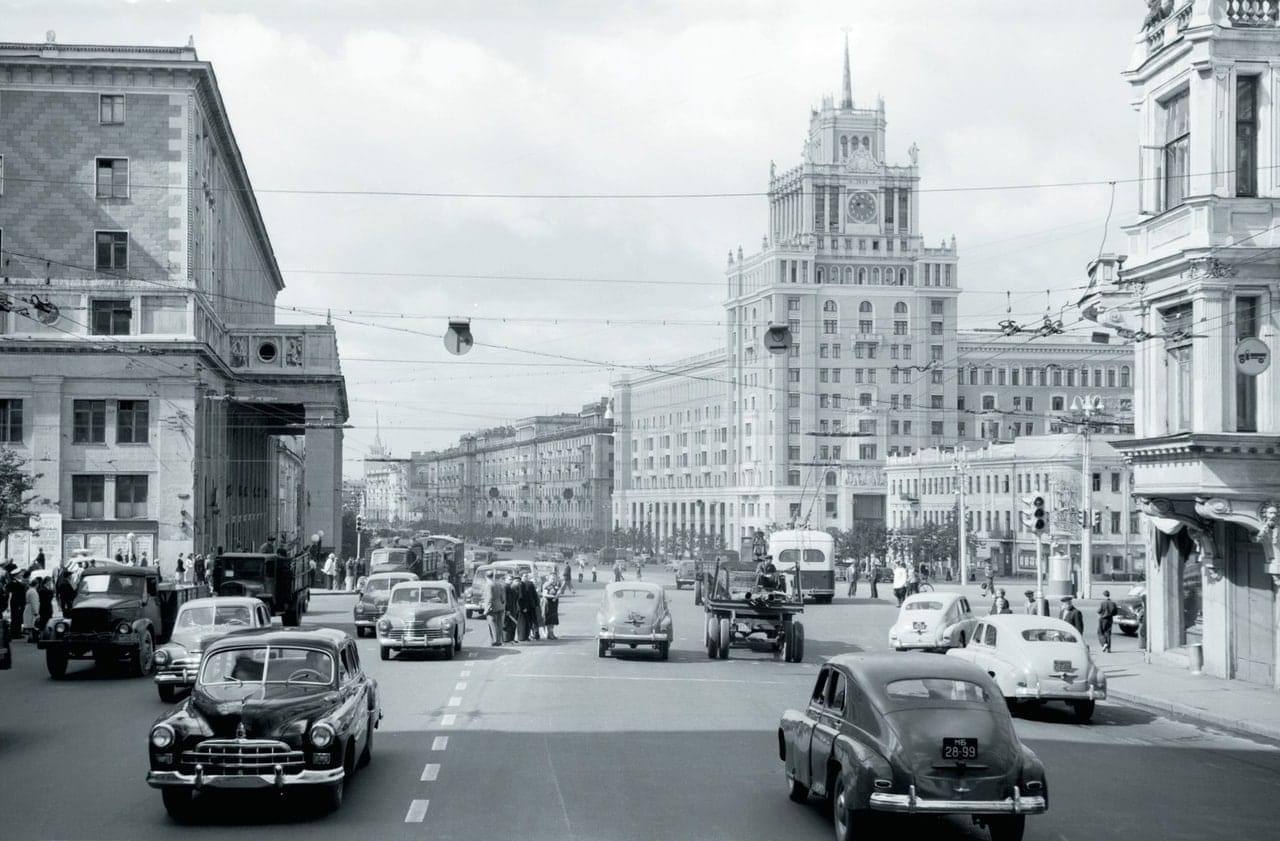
{"left": 2, "top": 572, "right": 1278, "bottom": 841}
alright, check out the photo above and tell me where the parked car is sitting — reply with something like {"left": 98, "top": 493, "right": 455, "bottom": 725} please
{"left": 41, "top": 563, "right": 205, "bottom": 679}
{"left": 153, "top": 597, "right": 273, "bottom": 702}
{"left": 674, "top": 560, "right": 699, "bottom": 590}
{"left": 888, "top": 592, "right": 978, "bottom": 652}
{"left": 948, "top": 614, "right": 1106, "bottom": 722}
{"left": 146, "top": 627, "right": 380, "bottom": 821}
{"left": 596, "top": 580, "right": 673, "bottom": 660}
{"left": 376, "top": 580, "right": 466, "bottom": 661}
{"left": 778, "top": 654, "right": 1047, "bottom": 841}
{"left": 1115, "top": 584, "right": 1145, "bottom": 636}
{"left": 353, "top": 571, "right": 417, "bottom": 637}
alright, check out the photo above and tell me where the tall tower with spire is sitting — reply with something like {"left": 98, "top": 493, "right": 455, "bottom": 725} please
{"left": 840, "top": 30, "right": 853, "bottom": 109}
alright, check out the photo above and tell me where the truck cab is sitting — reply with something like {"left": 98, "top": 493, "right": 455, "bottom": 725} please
{"left": 214, "top": 552, "right": 309, "bottom": 626}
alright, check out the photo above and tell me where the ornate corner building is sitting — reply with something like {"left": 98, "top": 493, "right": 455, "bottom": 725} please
{"left": 1081, "top": 1, "right": 1280, "bottom": 687}
{"left": 0, "top": 38, "right": 348, "bottom": 572}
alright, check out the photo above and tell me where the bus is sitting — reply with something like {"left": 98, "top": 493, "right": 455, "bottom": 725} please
{"left": 493, "top": 537, "right": 515, "bottom": 553}
{"left": 768, "top": 529, "right": 835, "bottom": 603}
{"left": 423, "top": 535, "right": 466, "bottom": 591}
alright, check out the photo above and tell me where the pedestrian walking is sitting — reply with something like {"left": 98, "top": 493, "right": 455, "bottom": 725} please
{"left": 613, "top": 561, "right": 623, "bottom": 583}
{"left": 542, "top": 574, "right": 561, "bottom": 639}
{"left": 591, "top": 564, "right": 598, "bottom": 583}
{"left": 505, "top": 575, "right": 522, "bottom": 643}
{"left": 846, "top": 562, "right": 858, "bottom": 598}
{"left": 635, "top": 561, "right": 643, "bottom": 580}
{"left": 562, "top": 562, "right": 574, "bottom": 594}
{"left": 1097, "top": 590, "right": 1117, "bottom": 652}
{"left": 984, "top": 561, "right": 996, "bottom": 594}
{"left": 1136, "top": 598, "right": 1147, "bottom": 651}
{"left": 344, "top": 557, "right": 356, "bottom": 592}
{"left": 1059, "top": 596, "right": 1085, "bottom": 634}
{"left": 577, "top": 560, "right": 584, "bottom": 583}
{"left": 520, "top": 573, "right": 540, "bottom": 641}
{"left": 36, "top": 576, "right": 54, "bottom": 638}
{"left": 906, "top": 564, "right": 919, "bottom": 596}
{"left": 7, "top": 570, "right": 27, "bottom": 639}
{"left": 193, "top": 553, "right": 206, "bottom": 585}
{"left": 23, "top": 577, "right": 39, "bottom": 641}
{"left": 56, "top": 568, "right": 76, "bottom": 614}
{"left": 323, "top": 553, "right": 337, "bottom": 590}
{"left": 176, "top": 554, "right": 187, "bottom": 584}
{"left": 211, "top": 555, "right": 225, "bottom": 595}
{"left": 1023, "top": 589, "right": 1037, "bottom": 615}
{"left": 891, "top": 562, "right": 908, "bottom": 607}
{"left": 991, "top": 588, "right": 1012, "bottom": 615}
{"left": 868, "top": 561, "right": 879, "bottom": 600}
{"left": 481, "top": 570, "right": 505, "bottom": 647}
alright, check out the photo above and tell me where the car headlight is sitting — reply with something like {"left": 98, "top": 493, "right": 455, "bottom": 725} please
{"left": 150, "top": 724, "right": 175, "bottom": 749}
{"left": 377, "top": 618, "right": 393, "bottom": 632}
{"left": 309, "top": 722, "right": 335, "bottom": 749}
{"left": 154, "top": 650, "right": 171, "bottom": 667}
{"left": 53, "top": 620, "right": 69, "bottom": 635}
{"left": 354, "top": 604, "right": 365, "bottom": 615}
{"left": 429, "top": 616, "right": 452, "bottom": 628}
{"left": 115, "top": 621, "right": 133, "bottom": 636}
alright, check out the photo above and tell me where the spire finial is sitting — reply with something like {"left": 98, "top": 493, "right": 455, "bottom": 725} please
{"left": 840, "top": 28, "right": 853, "bottom": 109}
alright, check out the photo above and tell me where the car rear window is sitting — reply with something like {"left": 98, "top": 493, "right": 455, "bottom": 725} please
{"left": 1021, "top": 628, "right": 1079, "bottom": 643}
{"left": 885, "top": 678, "right": 990, "bottom": 703}
{"left": 904, "top": 601, "right": 944, "bottom": 611}
{"left": 611, "top": 589, "right": 656, "bottom": 600}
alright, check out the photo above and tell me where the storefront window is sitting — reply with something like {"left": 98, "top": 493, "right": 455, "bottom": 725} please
{"left": 1177, "top": 538, "right": 1203, "bottom": 647}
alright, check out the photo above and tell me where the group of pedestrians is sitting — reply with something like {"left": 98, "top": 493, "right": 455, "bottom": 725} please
{"left": 479, "top": 568, "right": 562, "bottom": 646}
{"left": 2, "top": 558, "right": 61, "bottom": 642}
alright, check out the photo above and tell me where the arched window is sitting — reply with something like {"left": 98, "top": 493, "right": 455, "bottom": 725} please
{"left": 893, "top": 301, "right": 908, "bottom": 314}
{"left": 899, "top": 268, "right": 909, "bottom": 286}
{"left": 1120, "top": 365, "right": 1131, "bottom": 388}
{"left": 816, "top": 266, "right": 824, "bottom": 284}
{"left": 844, "top": 267, "right": 853, "bottom": 285}
{"left": 825, "top": 472, "right": 837, "bottom": 487}
{"left": 840, "top": 136, "right": 849, "bottom": 158}
{"left": 862, "top": 136, "right": 870, "bottom": 149}
{"left": 872, "top": 267, "right": 881, "bottom": 284}
{"left": 857, "top": 267, "right": 866, "bottom": 285}
{"left": 750, "top": 307, "right": 757, "bottom": 322}
{"left": 1107, "top": 367, "right": 1117, "bottom": 388}
{"left": 823, "top": 300, "right": 838, "bottom": 313}
{"left": 859, "top": 301, "right": 873, "bottom": 314}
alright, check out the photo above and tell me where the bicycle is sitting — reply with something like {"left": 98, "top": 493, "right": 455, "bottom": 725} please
{"left": 916, "top": 581, "right": 934, "bottom": 593}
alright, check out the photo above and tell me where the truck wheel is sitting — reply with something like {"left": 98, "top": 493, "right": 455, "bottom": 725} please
{"left": 161, "top": 788, "right": 196, "bottom": 823}
{"left": 705, "top": 618, "right": 719, "bottom": 659}
{"left": 158, "top": 684, "right": 182, "bottom": 703}
{"left": 46, "top": 649, "right": 68, "bottom": 679}
{"left": 718, "top": 618, "right": 731, "bottom": 660}
{"left": 790, "top": 622, "right": 805, "bottom": 663}
{"left": 133, "top": 631, "right": 156, "bottom": 677}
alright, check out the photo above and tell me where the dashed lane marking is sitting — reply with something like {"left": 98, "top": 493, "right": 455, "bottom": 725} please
{"left": 455, "top": 682, "right": 468, "bottom": 691}
{"left": 421, "top": 763, "right": 441, "bottom": 782}
{"left": 405, "top": 800, "right": 430, "bottom": 823}
{"left": 432, "top": 736, "right": 448, "bottom": 751}
{"left": 441, "top": 714, "right": 457, "bottom": 726}
{"left": 505, "top": 673, "right": 788, "bottom": 685}
{"left": 447, "top": 696, "right": 462, "bottom": 706}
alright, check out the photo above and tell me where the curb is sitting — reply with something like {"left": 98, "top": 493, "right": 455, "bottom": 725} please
{"left": 1107, "top": 688, "right": 1280, "bottom": 744}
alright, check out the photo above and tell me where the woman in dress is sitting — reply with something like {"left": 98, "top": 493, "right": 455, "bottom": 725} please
{"left": 542, "top": 573, "right": 561, "bottom": 640}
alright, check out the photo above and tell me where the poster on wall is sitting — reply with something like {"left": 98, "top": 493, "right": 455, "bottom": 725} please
{"left": 136, "top": 534, "right": 155, "bottom": 565}
{"left": 108, "top": 534, "right": 132, "bottom": 561}
{"left": 4, "top": 532, "right": 31, "bottom": 565}
{"left": 30, "top": 512, "right": 63, "bottom": 567}
{"left": 63, "top": 534, "right": 84, "bottom": 561}
{"left": 86, "top": 534, "right": 109, "bottom": 558}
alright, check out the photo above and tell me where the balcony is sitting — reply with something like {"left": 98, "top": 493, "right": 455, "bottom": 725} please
{"left": 226, "top": 325, "right": 342, "bottom": 377}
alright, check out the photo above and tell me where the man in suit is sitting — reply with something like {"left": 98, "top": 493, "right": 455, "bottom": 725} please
{"left": 505, "top": 575, "right": 522, "bottom": 643}
{"left": 1096, "top": 590, "right": 1118, "bottom": 652}
{"left": 519, "top": 572, "right": 540, "bottom": 641}
{"left": 481, "top": 570, "right": 505, "bottom": 647}
{"left": 1059, "top": 596, "right": 1085, "bottom": 634}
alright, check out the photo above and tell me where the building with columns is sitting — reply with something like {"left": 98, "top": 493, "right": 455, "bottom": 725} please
{"left": 0, "top": 38, "right": 347, "bottom": 573}
{"left": 1081, "top": 1, "right": 1280, "bottom": 688}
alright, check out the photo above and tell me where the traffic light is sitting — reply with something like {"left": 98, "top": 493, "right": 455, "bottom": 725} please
{"left": 356, "top": 514, "right": 365, "bottom": 531}
{"left": 1032, "top": 496, "right": 1046, "bottom": 533}
{"left": 1092, "top": 509, "right": 1102, "bottom": 530}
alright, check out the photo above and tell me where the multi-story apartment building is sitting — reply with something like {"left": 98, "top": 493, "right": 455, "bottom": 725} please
{"left": 885, "top": 435, "right": 1145, "bottom": 579}
{"left": 0, "top": 37, "right": 347, "bottom": 572}
{"left": 1081, "top": 1, "right": 1280, "bottom": 688}
{"left": 362, "top": 436, "right": 413, "bottom": 528}
{"left": 412, "top": 400, "right": 613, "bottom": 539}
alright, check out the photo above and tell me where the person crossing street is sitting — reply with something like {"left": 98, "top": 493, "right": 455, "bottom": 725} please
{"left": 1097, "top": 590, "right": 1118, "bottom": 652}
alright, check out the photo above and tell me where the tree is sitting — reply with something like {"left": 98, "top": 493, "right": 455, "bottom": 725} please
{"left": 341, "top": 510, "right": 359, "bottom": 558}
{"left": 0, "top": 448, "right": 44, "bottom": 549}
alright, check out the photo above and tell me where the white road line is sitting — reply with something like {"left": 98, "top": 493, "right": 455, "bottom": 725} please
{"left": 447, "top": 696, "right": 462, "bottom": 706}
{"left": 455, "top": 681, "right": 468, "bottom": 691}
{"left": 431, "top": 736, "right": 448, "bottom": 751}
{"left": 460, "top": 670, "right": 472, "bottom": 677}
{"left": 441, "top": 714, "right": 457, "bottom": 726}
{"left": 405, "top": 800, "right": 430, "bottom": 823}
{"left": 505, "top": 673, "right": 789, "bottom": 685}
{"left": 420, "top": 763, "right": 441, "bottom": 782}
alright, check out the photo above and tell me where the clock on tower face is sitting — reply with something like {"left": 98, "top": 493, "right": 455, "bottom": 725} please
{"left": 848, "top": 191, "right": 877, "bottom": 224}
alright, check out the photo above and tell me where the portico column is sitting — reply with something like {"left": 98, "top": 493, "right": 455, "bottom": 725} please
{"left": 304, "top": 403, "right": 343, "bottom": 556}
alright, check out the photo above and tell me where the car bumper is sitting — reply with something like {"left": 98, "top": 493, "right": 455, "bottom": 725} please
{"left": 378, "top": 634, "right": 453, "bottom": 649}
{"left": 147, "top": 767, "right": 344, "bottom": 791}
{"left": 1015, "top": 685, "right": 1105, "bottom": 701}
{"left": 891, "top": 640, "right": 947, "bottom": 651}
{"left": 42, "top": 633, "right": 137, "bottom": 652}
{"left": 598, "top": 631, "right": 667, "bottom": 644}
{"left": 154, "top": 672, "right": 197, "bottom": 687}
{"left": 870, "top": 786, "right": 1047, "bottom": 815}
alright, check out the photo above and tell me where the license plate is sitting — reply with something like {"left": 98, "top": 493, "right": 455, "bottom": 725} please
{"left": 1053, "top": 660, "right": 1073, "bottom": 672}
{"left": 942, "top": 738, "right": 978, "bottom": 761}
{"left": 912, "top": 622, "right": 927, "bottom": 632}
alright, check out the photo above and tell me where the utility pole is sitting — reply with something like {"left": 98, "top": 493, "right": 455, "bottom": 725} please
{"left": 952, "top": 446, "right": 969, "bottom": 586}
{"left": 1071, "top": 395, "right": 1102, "bottom": 600}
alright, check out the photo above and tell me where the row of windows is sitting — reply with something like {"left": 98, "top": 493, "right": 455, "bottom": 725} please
{"left": 71, "top": 474, "right": 149, "bottom": 520}
{"left": 0, "top": 398, "right": 149, "bottom": 444}
{"left": 893, "top": 469, "right": 1128, "bottom": 499}
{"left": 964, "top": 364, "right": 1131, "bottom": 389}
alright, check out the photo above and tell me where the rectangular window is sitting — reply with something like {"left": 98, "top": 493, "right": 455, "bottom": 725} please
{"left": 788, "top": 297, "right": 800, "bottom": 312}
{"left": 930, "top": 345, "right": 943, "bottom": 361}
{"left": 893, "top": 320, "right": 907, "bottom": 335}
{"left": 859, "top": 320, "right": 873, "bottom": 334}
{"left": 890, "top": 345, "right": 900, "bottom": 360}
{"left": 819, "top": 394, "right": 830, "bottom": 408}
{"left": 823, "top": 319, "right": 838, "bottom": 334}
{"left": 982, "top": 395, "right": 996, "bottom": 411}
{"left": 73, "top": 475, "right": 105, "bottom": 519}
{"left": 931, "top": 421, "right": 943, "bottom": 436}
{"left": 931, "top": 369, "right": 943, "bottom": 384}
{"left": 832, "top": 343, "right": 841, "bottom": 359}
{"left": 1164, "top": 304, "right": 1194, "bottom": 433}
{"left": 141, "top": 296, "right": 187, "bottom": 334}
{"left": 825, "top": 494, "right": 838, "bottom": 516}
{"left": 99, "top": 94, "right": 125, "bottom": 124}
{"left": 832, "top": 393, "right": 842, "bottom": 408}
{"left": 859, "top": 444, "right": 877, "bottom": 459}
{"left": 902, "top": 420, "right": 912, "bottom": 434}
{"left": 1025, "top": 397, "right": 1034, "bottom": 412}
{"left": 819, "top": 368, "right": 829, "bottom": 383}
{"left": 930, "top": 321, "right": 943, "bottom": 336}
{"left": 0, "top": 398, "right": 22, "bottom": 443}
{"left": 1237, "top": 76, "right": 1258, "bottom": 198}
{"left": 930, "top": 394, "right": 943, "bottom": 409}
{"left": 787, "top": 446, "right": 800, "bottom": 460}
{"left": 890, "top": 420, "right": 900, "bottom": 435}
{"left": 1236, "top": 296, "right": 1259, "bottom": 432}
{"left": 95, "top": 231, "right": 128, "bottom": 270}
{"left": 95, "top": 157, "right": 129, "bottom": 199}
{"left": 73, "top": 400, "right": 107, "bottom": 444}
{"left": 787, "top": 470, "right": 801, "bottom": 486}
{"left": 1110, "top": 472, "right": 1121, "bottom": 493}
{"left": 788, "top": 393, "right": 800, "bottom": 409}
{"left": 930, "top": 299, "right": 943, "bottom": 316}
{"left": 819, "top": 344, "right": 829, "bottom": 358}
{"left": 117, "top": 400, "right": 149, "bottom": 444}
{"left": 115, "top": 475, "right": 149, "bottom": 519}
{"left": 788, "top": 368, "right": 801, "bottom": 383}
{"left": 831, "top": 368, "right": 841, "bottom": 383}
{"left": 788, "top": 420, "right": 800, "bottom": 434}
{"left": 1162, "top": 89, "right": 1190, "bottom": 210}
{"left": 90, "top": 299, "right": 132, "bottom": 335}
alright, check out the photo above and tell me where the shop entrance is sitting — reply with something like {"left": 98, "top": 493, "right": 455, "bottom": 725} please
{"left": 1229, "top": 524, "right": 1274, "bottom": 686}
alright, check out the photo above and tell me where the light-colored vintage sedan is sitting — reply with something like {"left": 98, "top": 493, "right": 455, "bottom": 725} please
{"left": 948, "top": 614, "right": 1107, "bottom": 722}
{"left": 596, "top": 581, "right": 673, "bottom": 660}
{"left": 888, "top": 592, "right": 978, "bottom": 652}
{"left": 153, "top": 597, "right": 272, "bottom": 702}
{"left": 376, "top": 580, "right": 466, "bottom": 661}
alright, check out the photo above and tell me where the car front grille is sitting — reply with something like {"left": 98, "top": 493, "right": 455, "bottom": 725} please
{"left": 181, "top": 739, "right": 304, "bottom": 776}
{"left": 157, "top": 657, "right": 199, "bottom": 682}
{"left": 382, "top": 622, "right": 449, "bottom": 640}
{"left": 67, "top": 608, "right": 111, "bottom": 633}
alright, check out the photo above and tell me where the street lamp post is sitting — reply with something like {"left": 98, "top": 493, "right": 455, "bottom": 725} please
{"left": 1071, "top": 395, "right": 1103, "bottom": 600}
{"left": 951, "top": 446, "right": 969, "bottom": 586}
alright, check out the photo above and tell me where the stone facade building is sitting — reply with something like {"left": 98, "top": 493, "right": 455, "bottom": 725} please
{"left": 0, "top": 38, "right": 347, "bottom": 573}
{"left": 1081, "top": 1, "right": 1280, "bottom": 688}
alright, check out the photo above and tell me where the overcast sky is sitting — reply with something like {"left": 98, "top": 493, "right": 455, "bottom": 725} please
{"left": 7, "top": 0, "right": 1144, "bottom": 473}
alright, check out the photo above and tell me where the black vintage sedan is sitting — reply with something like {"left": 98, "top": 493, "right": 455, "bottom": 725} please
{"left": 146, "top": 628, "right": 380, "bottom": 821}
{"left": 778, "top": 654, "right": 1047, "bottom": 841}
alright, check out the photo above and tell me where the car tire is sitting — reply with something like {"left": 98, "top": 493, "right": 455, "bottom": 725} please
{"left": 1072, "top": 699, "right": 1096, "bottom": 723}
{"left": 987, "top": 815, "right": 1026, "bottom": 841}
{"left": 158, "top": 684, "right": 182, "bottom": 704}
{"left": 443, "top": 640, "right": 455, "bottom": 660}
{"left": 318, "top": 776, "right": 345, "bottom": 814}
{"left": 717, "top": 618, "right": 731, "bottom": 660}
{"left": 598, "top": 640, "right": 609, "bottom": 658}
{"left": 133, "top": 631, "right": 156, "bottom": 677}
{"left": 657, "top": 641, "right": 669, "bottom": 661}
{"left": 380, "top": 646, "right": 391, "bottom": 661}
{"left": 832, "top": 770, "right": 867, "bottom": 841}
{"left": 161, "top": 788, "right": 196, "bottom": 823}
{"left": 454, "top": 629, "right": 463, "bottom": 653}
{"left": 46, "top": 649, "right": 68, "bottom": 680}
{"left": 787, "top": 770, "right": 809, "bottom": 803}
